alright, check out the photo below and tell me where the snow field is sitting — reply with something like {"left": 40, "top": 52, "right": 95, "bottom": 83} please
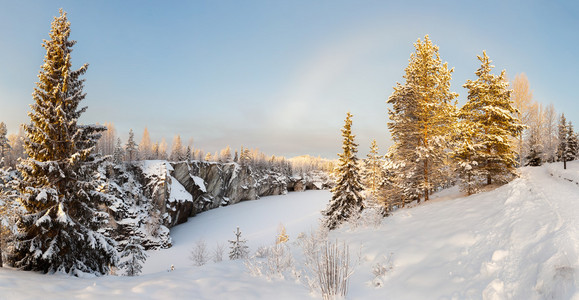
{"left": 1, "top": 162, "right": 579, "bottom": 299}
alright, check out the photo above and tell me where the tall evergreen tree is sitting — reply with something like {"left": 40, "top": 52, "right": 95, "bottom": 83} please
{"left": 387, "top": 35, "right": 457, "bottom": 202}
{"left": 462, "top": 51, "right": 523, "bottom": 185}
{"left": 125, "top": 129, "right": 138, "bottom": 161}
{"left": 12, "top": 10, "right": 117, "bottom": 275}
{"left": 113, "top": 138, "right": 124, "bottom": 164}
{"left": 566, "top": 122, "right": 578, "bottom": 162}
{"left": 323, "top": 112, "right": 364, "bottom": 230}
{"left": 557, "top": 114, "right": 570, "bottom": 170}
{"left": 362, "top": 139, "right": 382, "bottom": 197}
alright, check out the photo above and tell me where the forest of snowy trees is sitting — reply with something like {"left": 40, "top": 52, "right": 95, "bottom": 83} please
{"left": 324, "top": 35, "right": 578, "bottom": 229}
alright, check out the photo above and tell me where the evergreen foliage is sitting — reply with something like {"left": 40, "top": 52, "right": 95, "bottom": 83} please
{"left": 0, "top": 166, "right": 17, "bottom": 267}
{"left": 362, "top": 139, "right": 382, "bottom": 197}
{"left": 125, "top": 129, "right": 138, "bottom": 161}
{"left": 323, "top": 112, "right": 364, "bottom": 230}
{"left": 387, "top": 35, "right": 458, "bottom": 202}
{"left": 113, "top": 138, "right": 124, "bottom": 164}
{"left": 118, "top": 236, "right": 148, "bottom": 276}
{"left": 229, "top": 227, "right": 249, "bottom": 260}
{"left": 557, "top": 114, "right": 568, "bottom": 166}
{"left": 12, "top": 10, "right": 117, "bottom": 275}
{"left": 566, "top": 122, "right": 578, "bottom": 162}
{"left": 461, "top": 51, "right": 524, "bottom": 186}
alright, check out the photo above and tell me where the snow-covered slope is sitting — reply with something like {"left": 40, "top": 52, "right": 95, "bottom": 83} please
{"left": 1, "top": 162, "right": 578, "bottom": 299}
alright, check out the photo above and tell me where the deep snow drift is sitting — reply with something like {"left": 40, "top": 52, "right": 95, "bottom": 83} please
{"left": 1, "top": 162, "right": 579, "bottom": 299}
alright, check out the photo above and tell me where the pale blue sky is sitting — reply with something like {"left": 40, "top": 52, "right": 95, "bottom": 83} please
{"left": 0, "top": 1, "right": 577, "bottom": 158}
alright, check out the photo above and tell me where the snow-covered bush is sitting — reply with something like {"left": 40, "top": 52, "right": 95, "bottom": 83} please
{"left": 349, "top": 206, "right": 383, "bottom": 229}
{"left": 190, "top": 239, "right": 209, "bottom": 266}
{"left": 371, "top": 253, "right": 394, "bottom": 287}
{"left": 276, "top": 223, "right": 289, "bottom": 244}
{"left": 312, "top": 240, "right": 352, "bottom": 300}
{"left": 297, "top": 228, "right": 352, "bottom": 299}
{"left": 254, "top": 245, "right": 270, "bottom": 259}
{"left": 245, "top": 241, "right": 295, "bottom": 279}
{"left": 265, "top": 243, "right": 294, "bottom": 277}
{"left": 212, "top": 242, "right": 225, "bottom": 263}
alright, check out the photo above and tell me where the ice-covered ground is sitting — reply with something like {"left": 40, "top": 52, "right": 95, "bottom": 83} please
{"left": 1, "top": 162, "right": 579, "bottom": 299}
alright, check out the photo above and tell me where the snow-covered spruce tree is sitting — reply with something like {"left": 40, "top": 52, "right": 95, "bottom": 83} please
{"left": 119, "top": 236, "right": 148, "bottom": 276}
{"left": 387, "top": 35, "right": 458, "bottom": 202}
{"left": 362, "top": 139, "right": 382, "bottom": 198}
{"left": 12, "top": 10, "right": 117, "bottom": 275}
{"left": 462, "top": 51, "right": 523, "bottom": 185}
{"left": 566, "top": 122, "right": 578, "bottom": 162}
{"left": 125, "top": 129, "right": 138, "bottom": 161}
{"left": 113, "top": 138, "right": 124, "bottom": 164}
{"left": 323, "top": 112, "right": 364, "bottom": 230}
{"left": 229, "top": 227, "right": 249, "bottom": 260}
{"left": 557, "top": 114, "right": 568, "bottom": 168}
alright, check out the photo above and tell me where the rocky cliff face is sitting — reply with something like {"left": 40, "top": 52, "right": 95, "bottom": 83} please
{"left": 112, "top": 160, "right": 332, "bottom": 249}
{"left": 157, "top": 160, "right": 332, "bottom": 223}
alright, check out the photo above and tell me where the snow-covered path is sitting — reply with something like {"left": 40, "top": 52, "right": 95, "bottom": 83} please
{"left": 339, "top": 163, "right": 579, "bottom": 299}
{"left": 524, "top": 165, "right": 579, "bottom": 299}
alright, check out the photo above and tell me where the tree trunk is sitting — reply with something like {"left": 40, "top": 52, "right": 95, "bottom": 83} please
{"left": 424, "top": 159, "right": 429, "bottom": 201}
{"left": 564, "top": 158, "right": 567, "bottom": 170}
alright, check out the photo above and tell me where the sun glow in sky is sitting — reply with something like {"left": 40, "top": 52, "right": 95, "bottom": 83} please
{"left": 0, "top": 0, "right": 578, "bottom": 158}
